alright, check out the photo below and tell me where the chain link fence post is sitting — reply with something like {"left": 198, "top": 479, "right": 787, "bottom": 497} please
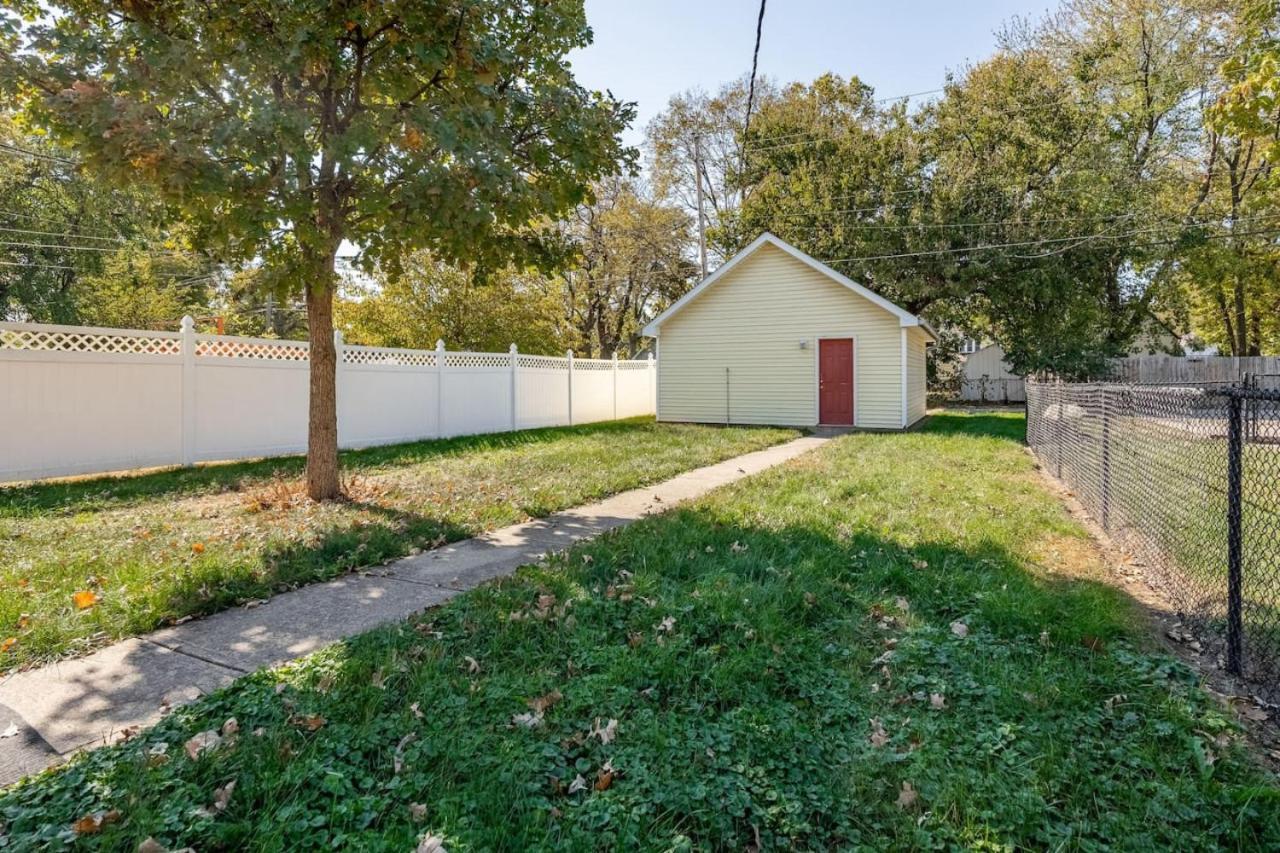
{"left": 1226, "top": 391, "right": 1244, "bottom": 676}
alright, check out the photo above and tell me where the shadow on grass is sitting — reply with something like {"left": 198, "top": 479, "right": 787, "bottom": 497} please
{"left": 920, "top": 409, "right": 1027, "bottom": 443}
{"left": 0, "top": 417, "right": 700, "bottom": 515}
{"left": 11, "top": 504, "right": 1274, "bottom": 850}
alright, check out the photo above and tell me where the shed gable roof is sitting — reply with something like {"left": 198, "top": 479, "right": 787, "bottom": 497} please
{"left": 642, "top": 233, "right": 936, "bottom": 339}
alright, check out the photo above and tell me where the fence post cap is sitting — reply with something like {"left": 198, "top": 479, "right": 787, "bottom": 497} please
{"left": 333, "top": 329, "right": 344, "bottom": 346}
{"left": 612, "top": 351, "right": 619, "bottom": 362}
{"left": 647, "top": 352, "right": 654, "bottom": 362}
{"left": 180, "top": 315, "right": 195, "bottom": 332}
{"left": 435, "top": 339, "right": 445, "bottom": 351}
{"left": 566, "top": 349, "right": 574, "bottom": 358}
{"left": 509, "top": 343, "right": 518, "bottom": 354}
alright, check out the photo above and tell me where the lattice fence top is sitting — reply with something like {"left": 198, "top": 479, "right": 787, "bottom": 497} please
{"left": 0, "top": 325, "right": 181, "bottom": 356}
{"left": 345, "top": 346, "right": 437, "bottom": 368}
{"left": 574, "top": 358, "right": 615, "bottom": 371}
{"left": 445, "top": 352, "right": 511, "bottom": 369}
{"left": 517, "top": 354, "right": 568, "bottom": 370}
{"left": 618, "top": 360, "right": 653, "bottom": 371}
{"left": 196, "top": 336, "right": 309, "bottom": 362}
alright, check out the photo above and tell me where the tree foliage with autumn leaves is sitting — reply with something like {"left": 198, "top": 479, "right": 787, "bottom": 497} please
{"left": 0, "top": 0, "right": 633, "bottom": 498}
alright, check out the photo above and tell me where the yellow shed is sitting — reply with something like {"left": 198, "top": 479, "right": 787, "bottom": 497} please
{"left": 643, "top": 233, "right": 935, "bottom": 430}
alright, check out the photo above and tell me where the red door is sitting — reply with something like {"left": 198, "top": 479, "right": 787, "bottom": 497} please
{"left": 818, "top": 339, "right": 854, "bottom": 425}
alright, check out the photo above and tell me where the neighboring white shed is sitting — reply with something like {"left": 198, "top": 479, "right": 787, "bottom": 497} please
{"left": 959, "top": 343, "right": 1025, "bottom": 402}
{"left": 642, "top": 233, "right": 935, "bottom": 429}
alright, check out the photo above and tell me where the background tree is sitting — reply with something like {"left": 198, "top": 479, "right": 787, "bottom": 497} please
{"left": 336, "top": 256, "right": 569, "bottom": 353}
{"left": 560, "top": 177, "right": 694, "bottom": 356}
{"left": 2, "top": 0, "right": 632, "bottom": 499}
{"left": 0, "top": 113, "right": 185, "bottom": 322}
{"left": 645, "top": 76, "right": 773, "bottom": 263}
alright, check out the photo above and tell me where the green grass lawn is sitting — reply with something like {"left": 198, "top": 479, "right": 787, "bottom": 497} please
{"left": 3, "top": 411, "right": 1276, "bottom": 850}
{"left": 0, "top": 418, "right": 797, "bottom": 668}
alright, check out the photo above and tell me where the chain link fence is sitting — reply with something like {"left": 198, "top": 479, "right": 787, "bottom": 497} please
{"left": 1026, "top": 377, "right": 1280, "bottom": 700}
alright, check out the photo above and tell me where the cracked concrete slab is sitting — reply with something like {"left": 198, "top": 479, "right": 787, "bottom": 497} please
{"left": 0, "top": 639, "right": 237, "bottom": 756}
{"left": 149, "top": 575, "right": 457, "bottom": 673}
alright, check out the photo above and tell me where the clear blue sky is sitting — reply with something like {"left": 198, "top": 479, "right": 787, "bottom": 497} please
{"left": 569, "top": 0, "right": 1054, "bottom": 148}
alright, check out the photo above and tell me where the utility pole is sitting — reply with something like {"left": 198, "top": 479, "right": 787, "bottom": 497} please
{"left": 693, "top": 133, "right": 708, "bottom": 279}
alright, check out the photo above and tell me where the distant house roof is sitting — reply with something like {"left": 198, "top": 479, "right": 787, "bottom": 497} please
{"left": 642, "top": 232, "right": 937, "bottom": 340}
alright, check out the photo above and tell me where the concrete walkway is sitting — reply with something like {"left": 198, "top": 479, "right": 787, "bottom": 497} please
{"left": 0, "top": 436, "right": 826, "bottom": 786}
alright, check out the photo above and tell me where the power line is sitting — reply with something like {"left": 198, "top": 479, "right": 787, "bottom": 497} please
{"left": 0, "top": 239, "right": 185, "bottom": 256}
{"left": 0, "top": 141, "right": 77, "bottom": 167}
{"left": 0, "top": 259, "right": 78, "bottom": 272}
{"left": 0, "top": 208, "right": 127, "bottom": 238}
{"left": 742, "top": 88, "right": 1207, "bottom": 155}
{"left": 0, "top": 224, "right": 125, "bottom": 244}
{"left": 742, "top": 0, "right": 768, "bottom": 144}
{"left": 816, "top": 221, "right": 1280, "bottom": 266}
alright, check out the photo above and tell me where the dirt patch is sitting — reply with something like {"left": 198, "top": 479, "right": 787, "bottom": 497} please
{"left": 1026, "top": 448, "right": 1280, "bottom": 772}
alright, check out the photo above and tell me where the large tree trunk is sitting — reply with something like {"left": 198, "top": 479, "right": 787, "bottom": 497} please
{"left": 305, "top": 261, "right": 342, "bottom": 501}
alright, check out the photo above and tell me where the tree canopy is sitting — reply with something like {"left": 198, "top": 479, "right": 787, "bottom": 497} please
{"left": 2, "top": 0, "right": 634, "bottom": 497}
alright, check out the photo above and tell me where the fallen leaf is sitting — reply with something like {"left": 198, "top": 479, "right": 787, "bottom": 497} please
{"left": 213, "top": 780, "right": 235, "bottom": 812}
{"left": 71, "top": 809, "right": 121, "bottom": 835}
{"left": 895, "top": 597, "right": 910, "bottom": 612}
{"left": 416, "top": 834, "right": 447, "bottom": 853}
{"left": 464, "top": 656, "right": 480, "bottom": 674}
{"left": 0, "top": 637, "right": 15, "bottom": 653}
{"left": 16, "top": 614, "right": 29, "bottom": 630}
{"left": 221, "top": 718, "right": 239, "bottom": 737}
{"left": 394, "top": 733, "right": 416, "bottom": 774}
{"left": 184, "top": 730, "right": 222, "bottom": 760}
{"left": 950, "top": 621, "right": 969, "bottom": 639}
{"left": 896, "top": 781, "right": 918, "bottom": 809}
{"left": 1237, "top": 704, "right": 1271, "bottom": 722}
{"left": 408, "top": 802, "right": 428, "bottom": 822}
{"left": 371, "top": 670, "right": 386, "bottom": 689}
{"left": 1080, "top": 635, "right": 1106, "bottom": 654}
{"left": 316, "top": 674, "right": 336, "bottom": 694}
{"left": 512, "top": 711, "right": 543, "bottom": 729}
{"left": 72, "top": 590, "right": 100, "bottom": 610}
{"left": 595, "top": 769, "right": 615, "bottom": 791}
{"left": 192, "top": 542, "right": 205, "bottom": 554}
{"left": 290, "top": 714, "right": 326, "bottom": 732}
{"left": 527, "top": 689, "right": 563, "bottom": 714}
{"left": 410, "top": 701, "right": 424, "bottom": 719}
{"left": 730, "top": 541, "right": 748, "bottom": 553}
{"left": 137, "top": 838, "right": 167, "bottom": 853}
{"left": 1, "top": 722, "right": 19, "bottom": 739}
{"left": 590, "top": 717, "right": 618, "bottom": 744}
{"left": 868, "top": 718, "right": 889, "bottom": 748}
{"left": 567, "top": 774, "right": 589, "bottom": 794}
{"left": 657, "top": 616, "right": 676, "bottom": 633}
{"left": 929, "top": 693, "right": 947, "bottom": 710}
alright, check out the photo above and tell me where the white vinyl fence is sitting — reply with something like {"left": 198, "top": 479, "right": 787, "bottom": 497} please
{"left": 0, "top": 318, "right": 656, "bottom": 483}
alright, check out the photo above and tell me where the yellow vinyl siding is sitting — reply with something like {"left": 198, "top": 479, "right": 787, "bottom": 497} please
{"left": 657, "top": 243, "right": 904, "bottom": 428}
{"left": 907, "top": 327, "right": 928, "bottom": 426}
